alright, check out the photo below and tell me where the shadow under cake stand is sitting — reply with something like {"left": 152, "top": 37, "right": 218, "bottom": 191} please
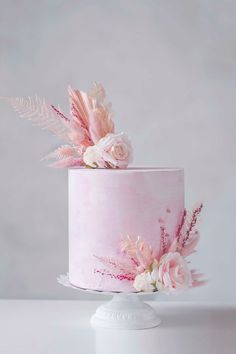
{"left": 58, "top": 274, "right": 161, "bottom": 330}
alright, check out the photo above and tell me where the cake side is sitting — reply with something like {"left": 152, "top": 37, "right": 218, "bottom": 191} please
{"left": 69, "top": 168, "right": 184, "bottom": 292}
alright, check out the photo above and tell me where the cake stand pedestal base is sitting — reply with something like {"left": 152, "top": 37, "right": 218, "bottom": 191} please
{"left": 58, "top": 274, "right": 161, "bottom": 330}
{"left": 91, "top": 293, "right": 161, "bottom": 330}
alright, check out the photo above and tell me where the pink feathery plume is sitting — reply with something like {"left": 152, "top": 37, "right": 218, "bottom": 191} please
{"left": 42, "top": 144, "right": 85, "bottom": 168}
{"left": 180, "top": 231, "right": 200, "bottom": 257}
{"left": 87, "top": 83, "right": 115, "bottom": 143}
{"left": 42, "top": 145, "right": 78, "bottom": 161}
{"left": 168, "top": 238, "right": 178, "bottom": 253}
{"left": 48, "top": 156, "right": 84, "bottom": 168}
{"left": 191, "top": 269, "right": 207, "bottom": 287}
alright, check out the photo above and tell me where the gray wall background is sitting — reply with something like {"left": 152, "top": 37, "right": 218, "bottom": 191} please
{"left": 0, "top": 0, "right": 235, "bottom": 302}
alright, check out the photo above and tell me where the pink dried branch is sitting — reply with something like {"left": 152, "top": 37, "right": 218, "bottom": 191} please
{"left": 168, "top": 205, "right": 203, "bottom": 256}
{"left": 94, "top": 255, "right": 136, "bottom": 275}
{"left": 160, "top": 226, "right": 168, "bottom": 256}
{"left": 51, "top": 105, "right": 69, "bottom": 122}
{"left": 94, "top": 269, "right": 135, "bottom": 282}
{"left": 176, "top": 209, "right": 187, "bottom": 242}
{"left": 182, "top": 204, "right": 203, "bottom": 248}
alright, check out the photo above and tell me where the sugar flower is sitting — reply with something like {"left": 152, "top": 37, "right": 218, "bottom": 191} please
{"left": 133, "top": 271, "right": 155, "bottom": 292}
{"left": 83, "top": 132, "right": 132, "bottom": 168}
{"left": 158, "top": 252, "right": 192, "bottom": 294}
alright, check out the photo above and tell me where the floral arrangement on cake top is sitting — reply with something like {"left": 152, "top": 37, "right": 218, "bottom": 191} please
{"left": 2, "top": 83, "right": 132, "bottom": 168}
{"left": 94, "top": 204, "right": 205, "bottom": 293}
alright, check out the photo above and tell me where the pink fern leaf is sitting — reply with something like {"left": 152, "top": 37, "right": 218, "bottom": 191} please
{"left": 5, "top": 96, "right": 70, "bottom": 141}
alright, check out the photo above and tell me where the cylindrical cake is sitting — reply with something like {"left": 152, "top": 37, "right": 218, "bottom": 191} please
{"left": 69, "top": 168, "right": 184, "bottom": 292}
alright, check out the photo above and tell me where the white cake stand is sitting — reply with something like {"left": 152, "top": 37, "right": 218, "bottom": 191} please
{"left": 58, "top": 274, "right": 161, "bottom": 330}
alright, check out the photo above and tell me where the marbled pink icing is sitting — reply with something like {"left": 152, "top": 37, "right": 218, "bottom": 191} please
{"left": 69, "top": 168, "right": 184, "bottom": 292}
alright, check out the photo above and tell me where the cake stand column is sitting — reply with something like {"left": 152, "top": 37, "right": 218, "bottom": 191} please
{"left": 90, "top": 293, "right": 161, "bottom": 330}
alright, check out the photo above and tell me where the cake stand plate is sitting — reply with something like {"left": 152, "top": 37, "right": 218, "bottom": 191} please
{"left": 58, "top": 274, "right": 161, "bottom": 330}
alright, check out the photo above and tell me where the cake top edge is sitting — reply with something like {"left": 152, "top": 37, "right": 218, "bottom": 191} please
{"left": 69, "top": 166, "right": 184, "bottom": 172}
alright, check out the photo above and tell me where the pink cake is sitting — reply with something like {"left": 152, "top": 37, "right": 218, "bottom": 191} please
{"left": 7, "top": 83, "right": 204, "bottom": 294}
{"left": 69, "top": 167, "right": 184, "bottom": 292}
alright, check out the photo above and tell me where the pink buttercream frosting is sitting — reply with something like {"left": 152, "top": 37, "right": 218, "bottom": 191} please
{"left": 68, "top": 167, "right": 184, "bottom": 292}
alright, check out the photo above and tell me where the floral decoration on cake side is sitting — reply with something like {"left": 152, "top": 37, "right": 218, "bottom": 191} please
{"left": 2, "top": 83, "right": 132, "bottom": 168}
{"left": 94, "top": 204, "right": 205, "bottom": 293}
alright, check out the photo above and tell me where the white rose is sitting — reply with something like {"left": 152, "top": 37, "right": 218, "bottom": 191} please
{"left": 149, "top": 260, "right": 164, "bottom": 291}
{"left": 83, "top": 145, "right": 105, "bottom": 168}
{"left": 83, "top": 132, "right": 132, "bottom": 168}
{"left": 133, "top": 272, "right": 155, "bottom": 292}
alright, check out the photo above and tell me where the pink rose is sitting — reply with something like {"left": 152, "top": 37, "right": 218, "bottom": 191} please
{"left": 158, "top": 252, "right": 192, "bottom": 293}
{"left": 83, "top": 132, "right": 132, "bottom": 168}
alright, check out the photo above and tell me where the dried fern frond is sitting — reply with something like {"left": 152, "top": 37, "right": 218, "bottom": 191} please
{"left": 5, "top": 96, "right": 70, "bottom": 141}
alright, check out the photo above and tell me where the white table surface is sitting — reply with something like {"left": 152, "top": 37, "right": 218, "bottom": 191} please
{"left": 0, "top": 300, "right": 235, "bottom": 354}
